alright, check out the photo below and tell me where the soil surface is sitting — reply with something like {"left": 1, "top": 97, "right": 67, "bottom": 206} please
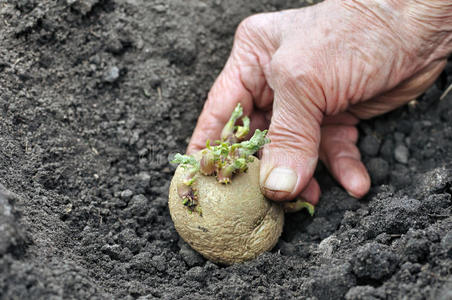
{"left": 1, "top": 0, "right": 451, "bottom": 299}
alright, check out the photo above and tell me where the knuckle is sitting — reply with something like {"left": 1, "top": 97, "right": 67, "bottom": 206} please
{"left": 270, "top": 51, "right": 326, "bottom": 115}
{"left": 270, "top": 52, "right": 314, "bottom": 89}
{"left": 269, "top": 53, "right": 293, "bottom": 80}
{"left": 235, "top": 15, "right": 260, "bottom": 40}
{"left": 236, "top": 13, "right": 277, "bottom": 45}
{"left": 328, "top": 141, "right": 360, "bottom": 160}
{"left": 268, "top": 118, "right": 319, "bottom": 158}
{"left": 321, "top": 126, "right": 359, "bottom": 152}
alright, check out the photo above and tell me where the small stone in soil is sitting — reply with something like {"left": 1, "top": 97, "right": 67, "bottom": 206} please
{"left": 366, "top": 158, "right": 389, "bottom": 185}
{"left": 103, "top": 66, "right": 120, "bottom": 83}
{"left": 394, "top": 145, "right": 409, "bottom": 164}
{"left": 359, "top": 135, "right": 381, "bottom": 157}
{"left": 394, "top": 132, "right": 405, "bottom": 144}
{"left": 379, "top": 138, "right": 394, "bottom": 162}
{"left": 120, "top": 189, "right": 134, "bottom": 200}
{"left": 397, "top": 120, "right": 413, "bottom": 135}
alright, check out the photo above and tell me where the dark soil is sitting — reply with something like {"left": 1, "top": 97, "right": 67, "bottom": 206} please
{"left": 1, "top": 0, "right": 451, "bottom": 299}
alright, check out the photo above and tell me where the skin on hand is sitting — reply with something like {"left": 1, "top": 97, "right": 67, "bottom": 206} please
{"left": 187, "top": 0, "right": 452, "bottom": 204}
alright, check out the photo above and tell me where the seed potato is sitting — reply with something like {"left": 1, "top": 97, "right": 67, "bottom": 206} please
{"left": 169, "top": 157, "right": 284, "bottom": 265}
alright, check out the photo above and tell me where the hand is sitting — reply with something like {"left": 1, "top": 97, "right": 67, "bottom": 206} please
{"left": 187, "top": 0, "right": 452, "bottom": 204}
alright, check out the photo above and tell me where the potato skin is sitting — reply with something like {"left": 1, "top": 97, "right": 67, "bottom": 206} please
{"left": 169, "top": 157, "right": 284, "bottom": 265}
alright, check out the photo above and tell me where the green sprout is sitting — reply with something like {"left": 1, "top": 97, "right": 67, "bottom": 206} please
{"left": 235, "top": 116, "right": 250, "bottom": 140}
{"left": 283, "top": 199, "right": 315, "bottom": 216}
{"left": 238, "top": 129, "right": 270, "bottom": 157}
{"left": 217, "top": 164, "right": 235, "bottom": 184}
{"left": 171, "top": 153, "right": 199, "bottom": 185}
{"left": 171, "top": 153, "right": 199, "bottom": 168}
{"left": 220, "top": 103, "right": 251, "bottom": 143}
{"left": 171, "top": 103, "right": 275, "bottom": 214}
{"left": 233, "top": 157, "right": 248, "bottom": 173}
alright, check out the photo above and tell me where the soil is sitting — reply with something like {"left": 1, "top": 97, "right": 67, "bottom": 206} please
{"left": 0, "top": 0, "right": 451, "bottom": 299}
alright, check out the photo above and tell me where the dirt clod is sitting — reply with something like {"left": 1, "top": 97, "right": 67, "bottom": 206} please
{"left": 351, "top": 242, "right": 399, "bottom": 281}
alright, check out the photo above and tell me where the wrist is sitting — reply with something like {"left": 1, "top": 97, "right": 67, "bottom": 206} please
{"left": 401, "top": 0, "right": 452, "bottom": 62}
{"left": 334, "top": 0, "right": 451, "bottom": 69}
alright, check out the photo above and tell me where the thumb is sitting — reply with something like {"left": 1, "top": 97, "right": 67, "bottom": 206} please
{"left": 260, "top": 57, "right": 324, "bottom": 201}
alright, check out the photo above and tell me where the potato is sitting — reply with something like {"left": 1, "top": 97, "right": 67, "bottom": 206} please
{"left": 169, "top": 157, "right": 284, "bottom": 265}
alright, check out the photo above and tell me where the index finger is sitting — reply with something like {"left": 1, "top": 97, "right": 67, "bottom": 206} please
{"left": 187, "top": 13, "right": 278, "bottom": 154}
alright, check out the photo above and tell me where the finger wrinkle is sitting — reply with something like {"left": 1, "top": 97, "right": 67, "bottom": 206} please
{"left": 269, "top": 119, "right": 320, "bottom": 153}
{"left": 323, "top": 141, "right": 361, "bottom": 163}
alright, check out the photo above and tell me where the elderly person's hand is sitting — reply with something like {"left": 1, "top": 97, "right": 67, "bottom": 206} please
{"left": 187, "top": 0, "right": 452, "bottom": 204}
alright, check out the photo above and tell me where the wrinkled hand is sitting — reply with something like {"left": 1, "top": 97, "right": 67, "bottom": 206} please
{"left": 188, "top": 0, "right": 452, "bottom": 204}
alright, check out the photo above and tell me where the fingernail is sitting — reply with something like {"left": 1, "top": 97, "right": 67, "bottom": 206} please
{"left": 263, "top": 167, "right": 298, "bottom": 193}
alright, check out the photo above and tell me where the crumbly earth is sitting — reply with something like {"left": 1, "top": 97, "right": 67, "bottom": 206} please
{"left": 0, "top": 0, "right": 451, "bottom": 299}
